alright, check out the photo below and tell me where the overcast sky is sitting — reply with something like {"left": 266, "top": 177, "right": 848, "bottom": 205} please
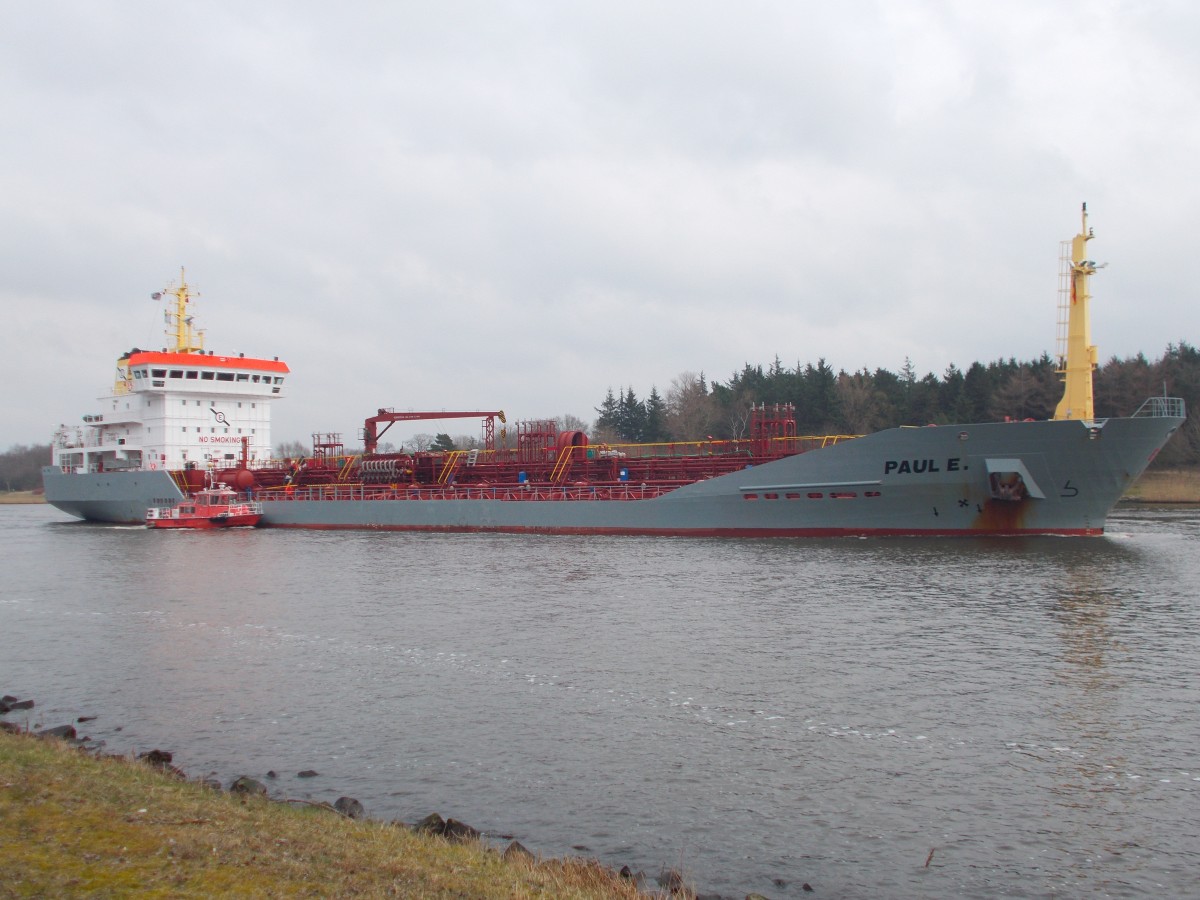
{"left": 5, "top": 1, "right": 1198, "bottom": 448}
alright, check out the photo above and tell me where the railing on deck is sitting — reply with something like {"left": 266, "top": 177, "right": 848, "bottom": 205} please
{"left": 52, "top": 433, "right": 106, "bottom": 450}
{"left": 582, "top": 433, "right": 860, "bottom": 460}
{"left": 1132, "top": 396, "right": 1186, "bottom": 419}
{"left": 259, "top": 483, "right": 675, "bottom": 503}
{"left": 295, "top": 434, "right": 859, "bottom": 475}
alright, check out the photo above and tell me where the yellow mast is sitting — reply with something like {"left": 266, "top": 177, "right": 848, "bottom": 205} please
{"left": 1053, "top": 204, "right": 1103, "bottom": 421}
{"left": 160, "top": 267, "right": 205, "bottom": 354}
{"left": 114, "top": 268, "right": 205, "bottom": 393}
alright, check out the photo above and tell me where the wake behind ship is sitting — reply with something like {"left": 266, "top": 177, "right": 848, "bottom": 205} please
{"left": 43, "top": 210, "right": 1186, "bottom": 536}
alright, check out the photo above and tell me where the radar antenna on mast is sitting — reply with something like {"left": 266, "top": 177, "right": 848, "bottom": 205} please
{"left": 153, "top": 267, "right": 205, "bottom": 354}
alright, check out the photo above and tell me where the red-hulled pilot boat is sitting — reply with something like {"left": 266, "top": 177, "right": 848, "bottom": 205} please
{"left": 146, "top": 484, "right": 262, "bottom": 529}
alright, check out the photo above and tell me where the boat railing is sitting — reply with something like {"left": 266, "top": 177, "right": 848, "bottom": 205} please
{"left": 54, "top": 461, "right": 143, "bottom": 475}
{"left": 259, "top": 483, "right": 676, "bottom": 503}
{"left": 599, "top": 434, "right": 859, "bottom": 460}
{"left": 52, "top": 432, "right": 106, "bottom": 450}
{"left": 816, "top": 434, "right": 861, "bottom": 448}
{"left": 1131, "top": 396, "right": 1186, "bottom": 419}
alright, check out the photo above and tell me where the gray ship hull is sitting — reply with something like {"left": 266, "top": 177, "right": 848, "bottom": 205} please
{"left": 255, "top": 412, "right": 1184, "bottom": 536}
{"left": 42, "top": 410, "right": 1183, "bottom": 535}
{"left": 41, "top": 467, "right": 184, "bottom": 525}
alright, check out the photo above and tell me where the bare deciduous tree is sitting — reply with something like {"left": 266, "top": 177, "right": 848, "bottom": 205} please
{"left": 666, "top": 372, "right": 717, "bottom": 441}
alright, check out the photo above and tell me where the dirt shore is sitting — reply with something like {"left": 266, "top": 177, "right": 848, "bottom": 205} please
{"left": 1119, "top": 468, "right": 1200, "bottom": 503}
{"left": 0, "top": 490, "right": 43, "bottom": 504}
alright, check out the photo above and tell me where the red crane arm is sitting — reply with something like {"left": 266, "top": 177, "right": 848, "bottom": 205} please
{"left": 362, "top": 409, "right": 506, "bottom": 454}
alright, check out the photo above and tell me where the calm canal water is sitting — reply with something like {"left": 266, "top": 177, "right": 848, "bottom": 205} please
{"left": 3, "top": 504, "right": 1199, "bottom": 898}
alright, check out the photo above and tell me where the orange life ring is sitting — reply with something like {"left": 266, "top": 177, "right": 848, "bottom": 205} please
{"left": 150, "top": 463, "right": 157, "bottom": 469}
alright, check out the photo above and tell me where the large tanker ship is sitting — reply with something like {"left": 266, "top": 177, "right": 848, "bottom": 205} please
{"left": 44, "top": 209, "right": 1186, "bottom": 536}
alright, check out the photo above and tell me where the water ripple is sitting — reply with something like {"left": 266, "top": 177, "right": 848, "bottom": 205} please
{"left": 3, "top": 505, "right": 1199, "bottom": 898}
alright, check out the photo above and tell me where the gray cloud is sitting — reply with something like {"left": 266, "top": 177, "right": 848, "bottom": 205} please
{"left": 4, "top": 1, "right": 1197, "bottom": 447}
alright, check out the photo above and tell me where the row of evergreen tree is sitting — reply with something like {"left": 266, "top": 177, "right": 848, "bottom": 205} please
{"left": 593, "top": 342, "right": 1200, "bottom": 466}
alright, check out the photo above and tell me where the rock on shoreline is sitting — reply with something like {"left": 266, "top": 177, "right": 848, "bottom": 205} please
{"left": 3, "top": 694, "right": 799, "bottom": 898}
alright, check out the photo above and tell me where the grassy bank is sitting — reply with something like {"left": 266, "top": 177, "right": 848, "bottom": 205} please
{"left": 0, "top": 731, "right": 661, "bottom": 899}
{"left": 1120, "top": 468, "right": 1200, "bottom": 503}
{"left": 0, "top": 491, "right": 44, "bottom": 504}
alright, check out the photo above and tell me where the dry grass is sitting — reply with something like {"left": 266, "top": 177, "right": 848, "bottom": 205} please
{"left": 1123, "top": 468, "right": 1200, "bottom": 503}
{"left": 0, "top": 732, "right": 668, "bottom": 899}
{"left": 0, "top": 491, "right": 44, "bottom": 505}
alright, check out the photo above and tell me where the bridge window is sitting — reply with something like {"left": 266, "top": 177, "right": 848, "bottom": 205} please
{"left": 201, "top": 371, "right": 215, "bottom": 380}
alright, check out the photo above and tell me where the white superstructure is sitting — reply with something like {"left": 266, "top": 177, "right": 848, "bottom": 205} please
{"left": 50, "top": 271, "right": 289, "bottom": 476}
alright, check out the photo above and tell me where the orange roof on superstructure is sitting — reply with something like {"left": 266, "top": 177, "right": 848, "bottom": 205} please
{"left": 126, "top": 350, "right": 290, "bottom": 374}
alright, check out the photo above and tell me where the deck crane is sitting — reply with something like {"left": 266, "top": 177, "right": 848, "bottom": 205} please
{"left": 361, "top": 409, "right": 506, "bottom": 454}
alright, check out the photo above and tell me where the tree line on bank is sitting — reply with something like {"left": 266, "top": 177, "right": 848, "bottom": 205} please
{"left": 6, "top": 340, "right": 1198, "bottom": 490}
{"left": 592, "top": 341, "right": 1200, "bottom": 467}
{"left": 0, "top": 443, "right": 50, "bottom": 492}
